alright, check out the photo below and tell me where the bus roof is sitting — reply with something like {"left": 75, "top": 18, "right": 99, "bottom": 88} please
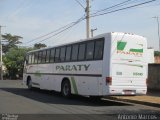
{"left": 27, "top": 32, "right": 145, "bottom": 54}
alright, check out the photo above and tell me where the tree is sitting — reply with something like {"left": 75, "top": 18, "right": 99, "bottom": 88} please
{"left": 154, "top": 51, "right": 160, "bottom": 56}
{"left": 3, "top": 47, "right": 32, "bottom": 79}
{"left": 34, "top": 43, "right": 47, "bottom": 49}
{"left": 2, "top": 33, "right": 23, "bottom": 53}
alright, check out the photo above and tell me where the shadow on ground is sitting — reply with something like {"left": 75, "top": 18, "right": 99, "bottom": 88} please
{"left": 0, "top": 87, "right": 133, "bottom": 107}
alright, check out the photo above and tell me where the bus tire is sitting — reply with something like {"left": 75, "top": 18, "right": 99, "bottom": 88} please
{"left": 27, "top": 77, "right": 32, "bottom": 90}
{"left": 61, "top": 79, "right": 71, "bottom": 98}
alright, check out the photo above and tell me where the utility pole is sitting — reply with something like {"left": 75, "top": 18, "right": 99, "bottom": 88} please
{"left": 0, "top": 26, "right": 4, "bottom": 80}
{"left": 91, "top": 28, "right": 97, "bottom": 37}
{"left": 153, "top": 16, "right": 160, "bottom": 51}
{"left": 85, "top": 0, "right": 90, "bottom": 39}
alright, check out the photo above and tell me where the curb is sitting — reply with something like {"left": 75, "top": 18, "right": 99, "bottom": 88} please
{"left": 106, "top": 97, "right": 160, "bottom": 108}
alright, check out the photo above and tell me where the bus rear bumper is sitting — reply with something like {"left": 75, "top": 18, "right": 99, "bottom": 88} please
{"left": 107, "top": 86, "right": 147, "bottom": 96}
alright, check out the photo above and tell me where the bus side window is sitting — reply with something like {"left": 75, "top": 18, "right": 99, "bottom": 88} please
{"left": 71, "top": 44, "right": 79, "bottom": 61}
{"left": 42, "top": 50, "right": 46, "bottom": 63}
{"left": 65, "top": 46, "right": 71, "bottom": 62}
{"left": 25, "top": 54, "right": 29, "bottom": 64}
{"left": 78, "top": 43, "right": 86, "bottom": 61}
{"left": 50, "top": 49, "right": 55, "bottom": 63}
{"left": 34, "top": 52, "right": 38, "bottom": 64}
{"left": 28, "top": 54, "right": 32, "bottom": 64}
{"left": 60, "top": 47, "right": 66, "bottom": 62}
{"left": 31, "top": 53, "right": 35, "bottom": 64}
{"left": 46, "top": 50, "right": 50, "bottom": 63}
{"left": 86, "top": 41, "right": 95, "bottom": 60}
{"left": 55, "top": 48, "right": 60, "bottom": 62}
{"left": 94, "top": 39, "right": 104, "bottom": 60}
{"left": 38, "top": 51, "right": 42, "bottom": 64}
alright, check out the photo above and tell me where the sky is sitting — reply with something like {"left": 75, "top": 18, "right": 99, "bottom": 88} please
{"left": 0, "top": 0, "right": 160, "bottom": 50}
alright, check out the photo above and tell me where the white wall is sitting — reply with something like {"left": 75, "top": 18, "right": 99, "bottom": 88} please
{"left": 146, "top": 49, "right": 154, "bottom": 63}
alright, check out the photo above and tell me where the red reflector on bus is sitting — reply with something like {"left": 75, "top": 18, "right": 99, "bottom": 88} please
{"left": 106, "top": 77, "right": 112, "bottom": 85}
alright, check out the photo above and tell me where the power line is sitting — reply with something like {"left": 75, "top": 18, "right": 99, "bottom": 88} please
{"left": 25, "top": 0, "right": 157, "bottom": 46}
{"left": 35, "top": 17, "right": 85, "bottom": 43}
{"left": 90, "top": 0, "right": 157, "bottom": 18}
{"left": 90, "top": 0, "right": 142, "bottom": 15}
{"left": 74, "top": 0, "right": 85, "bottom": 9}
{"left": 28, "top": 16, "right": 86, "bottom": 46}
{"left": 26, "top": 0, "right": 134, "bottom": 45}
{"left": 24, "top": 22, "right": 75, "bottom": 44}
{"left": 25, "top": 15, "right": 85, "bottom": 45}
{"left": 130, "top": 2, "right": 160, "bottom": 9}
{"left": 82, "top": 0, "right": 86, "bottom": 3}
{"left": 92, "top": 0, "right": 133, "bottom": 15}
{"left": 47, "top": 19, "right": 83, "bottom": 47}
{"left": 8, "top": 0, "right": 37, "bottom": 18}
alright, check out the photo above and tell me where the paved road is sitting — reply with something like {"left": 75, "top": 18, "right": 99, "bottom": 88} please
{"left": 0, "top": 80, "right": 160, "bottom": 120}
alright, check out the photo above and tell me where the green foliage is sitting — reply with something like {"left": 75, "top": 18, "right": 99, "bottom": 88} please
{"left": 1, "top": 33, "right": 47, "bottom": 79}
{"left": 34, "top": 43, "right": 47, "bottom": 49}
{"left": 154, "top": 51, "right": 160, "bottom": 56}
{"left": 3, "top": 47, "right": 33, "bottom": 79}
{"left": 2, "top": 33, "right": 23, "bottom": 53}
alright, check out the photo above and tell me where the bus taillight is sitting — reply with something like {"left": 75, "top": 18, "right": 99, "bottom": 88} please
{"left": 106, "top": 77, "right": 112, "bottom": 85}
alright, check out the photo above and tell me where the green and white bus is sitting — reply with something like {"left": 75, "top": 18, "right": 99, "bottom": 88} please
{"left": 23, "top": 32, "right": 148, "bottom": 97}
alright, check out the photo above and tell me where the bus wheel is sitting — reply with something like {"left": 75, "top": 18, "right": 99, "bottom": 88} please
{"left": 61, "top": 80, "right": 71, "bottom": 98}
{"left": 27, "top": 78, "right": 32, "bottom": 90}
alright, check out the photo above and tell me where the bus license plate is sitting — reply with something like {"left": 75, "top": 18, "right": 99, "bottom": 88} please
{"left": 123, "top": 90, "right": 135, "bottom": 95}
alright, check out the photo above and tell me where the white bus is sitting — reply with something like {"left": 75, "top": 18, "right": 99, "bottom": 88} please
{"left": 23, "top": 32, "right": 148, "bottom": 97}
